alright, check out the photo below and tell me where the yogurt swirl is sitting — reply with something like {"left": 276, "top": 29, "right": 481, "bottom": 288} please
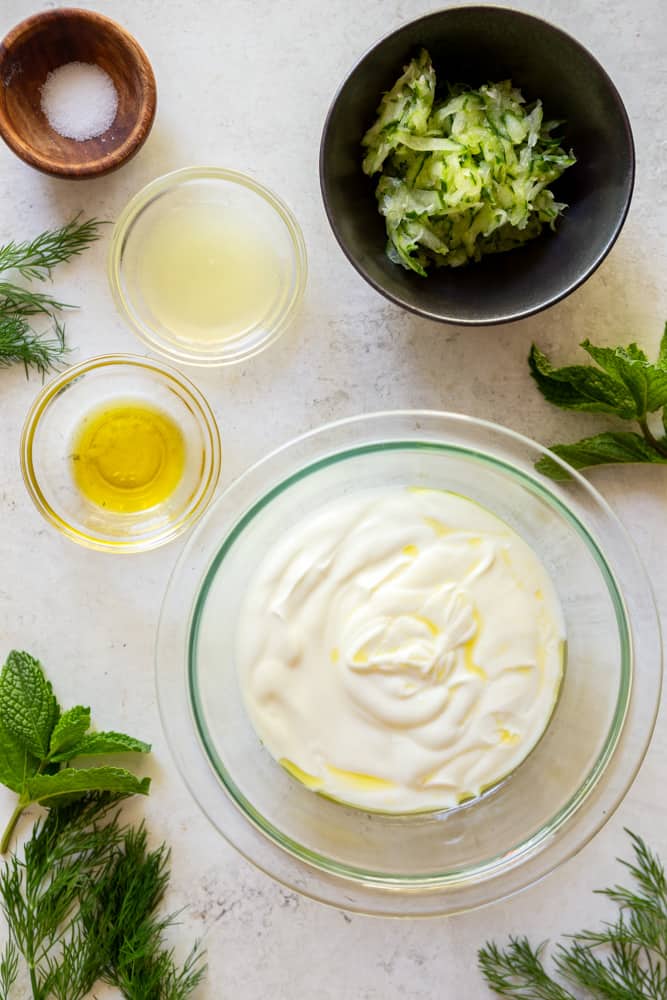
{"left": 237, "top": 488, "right": 565, "bottom": 812}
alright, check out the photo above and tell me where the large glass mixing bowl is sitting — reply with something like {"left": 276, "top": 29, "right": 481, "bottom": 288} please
{"left": 156, "top": 412, "right": 661, "bottom": 915}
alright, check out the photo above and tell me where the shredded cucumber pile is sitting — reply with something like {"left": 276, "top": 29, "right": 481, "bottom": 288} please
{"left": 362, "top": 50, "right": 575, "bottom": 273}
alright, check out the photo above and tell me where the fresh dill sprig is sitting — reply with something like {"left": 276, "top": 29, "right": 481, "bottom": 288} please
{"left": 0, "top": 314, "right": 68, "bottom": 377}
{"left": 0, "top": 216, "right": 104, "bottom": 376}
{"left": 0, "top": 939, "right": 19, "bottom": 1000}
{"left": 478, "top": 939, "right": 576, "bottom": 999}
{"left": 1, "top": 795, "right": 206, "bottom": 1000}
{"left": 479, "top": 831, "right": 667, "bottom": 1000}
{"left": 89, "top": 825, "right": 207, "bottom": 999}
{"left": 1, "top": 795, "right": 125, "bottom": 1000}
{"left": 0, "top": 282, "right": 72, "bottom": 317}
{"left": 0, "top": 217, "right": 104, "bottom": 282}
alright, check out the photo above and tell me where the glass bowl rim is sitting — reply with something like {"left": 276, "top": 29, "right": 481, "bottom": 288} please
{"left": 156, "top": 410, "right": 662, "bottom": 914}
{"left": 20, "top": 352, "right": 222, "bottom": 553}
{"left": 107, "top": 166, "right": 308, "bottom": 367}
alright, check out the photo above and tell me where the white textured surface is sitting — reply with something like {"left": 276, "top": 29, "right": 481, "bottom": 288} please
{"left": 1, "top": 0, "right": 666, "bottom": 996}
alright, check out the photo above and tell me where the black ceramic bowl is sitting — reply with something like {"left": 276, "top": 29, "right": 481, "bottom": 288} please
{"left": 320, "top": 7, "right": 635, "bottom": 325}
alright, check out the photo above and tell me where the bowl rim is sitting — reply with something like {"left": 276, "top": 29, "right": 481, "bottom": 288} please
{"left": 20, "top": 352, "right": 222, "bottom": 553}
{"left": 107, "top": 166, "right": 308, "bottom": 367}
{"left": 156, "top": 410, "right": 662, "bottom": 915}
{"left": 319, "top": 4, "right": 636, "bottom": 326}
{"left": 0, "top": 7, "right": 157, "bottom": 179}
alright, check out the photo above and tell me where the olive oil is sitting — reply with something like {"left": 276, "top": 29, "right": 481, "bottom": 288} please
{"left": 71, "top": 401, "right": 185, "bottom": 513}
{"left": 132, "top": 201, "right": 284, "bottom": 344}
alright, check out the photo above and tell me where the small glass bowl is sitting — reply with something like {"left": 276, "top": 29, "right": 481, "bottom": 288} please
{"left": 108, "top": 167, "right": 307, "bottom": 367}
{"left": 21, "top": 354, "right": 221, "bottom": 552}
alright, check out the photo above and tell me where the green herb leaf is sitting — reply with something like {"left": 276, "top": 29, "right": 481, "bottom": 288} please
{"left": 530, "top": 323, "right": 667, "bottom": 477}
{"left": 657, "top": 321, "right": 667, "bottom": 369}
{"left": 0, "top": 217, "right": 103, "bottom": 375}
{"left": 478, "top": 938, "right": 575, "bottom": 999}
{"left": 49, "top": 705, "right": 91, "bottom": 759}
{"left": 0, "top": 313, "right": 68, "bottom": 376}
{"left": 528, "top": 345, "right": 637, "bottom": 417}
{"left": 51, "top": 730, "right": 151, "bottom": 763}
{"left": 0, "top": 939, "right": 18, "bottom": 999}
{"left": 0, "top": 796, "right": 130, "bottom": 1000}
{"left": 26, "top": 767, "right": 151, "bottom": 805}
{"left": 0, "top": 651, "right": 59, "bottom": 759}
{"left": 88, "top": 823, "right": 207, "bottom": 999}
{"left": 479, "top": 832, "right": 667, "bottom": 1000}
{"left": 535, "top": 432, "right": 667, "bottom": 480}
{"left": 0, "top": 651, "right": 151, "bottom": 854}
{"left": 0, "top": 717, "right": 39, "bottom": 794}
{"left": 0, "top": 216, "right": 105, "bottom": 282}
{"left": 581, "top": 340, "right": 667, "bottom": 416}
{"left": 0, "top": 280, "right": 72, "bottom": 316}
{"left": 1, "top": 794, "right": 206, "bottom": 999}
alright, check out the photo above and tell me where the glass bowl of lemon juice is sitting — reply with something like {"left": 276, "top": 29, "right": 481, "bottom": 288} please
{"left": 108, "top": 167, "right": 307, "bottom": 367}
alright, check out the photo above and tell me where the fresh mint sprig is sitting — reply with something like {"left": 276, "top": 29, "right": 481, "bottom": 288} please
{"left": 0, "top": 651, "right": 150, "bottom": 854}
{"left": 529, "top": 321, "right": 667, "bottom": 479}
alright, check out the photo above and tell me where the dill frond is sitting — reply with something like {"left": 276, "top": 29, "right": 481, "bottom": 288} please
{"left": 0, "top": 216, "right": 105, "bottom": 282}
{"left": 0, "top": 281, "right": 72, "bottom": 317}
{"left": 0, "top": 314, "right": 68, "bottom": 376}
{"left": 479, "top": 833, "right": 667, "bottom": 1000}
{"left": 0, "top": 217, "right": 104, "bottom": 376}
{"left": 0, "top": 794, "right": 206, "bottom": 1000}
{"left": 0, "top": 939, "right": 19, "bottom": 1000}
{"left": 478, "top": 938, "right": 575, "bottom": 999}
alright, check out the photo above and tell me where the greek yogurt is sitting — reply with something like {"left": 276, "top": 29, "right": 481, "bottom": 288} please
{"left": 237, "top": 487, "right": 565, "bottom": 813}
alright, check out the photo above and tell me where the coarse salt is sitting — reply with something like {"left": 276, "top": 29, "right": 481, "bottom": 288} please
{"left": 41, "top": 61, "right": 118, "bottom": 141}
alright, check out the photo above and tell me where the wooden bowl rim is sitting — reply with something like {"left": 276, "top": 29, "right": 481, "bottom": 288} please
{"left": 0, "top": 6, "right": 157, "bottom": 179}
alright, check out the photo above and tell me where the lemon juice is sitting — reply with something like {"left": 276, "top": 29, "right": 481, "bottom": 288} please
{"left": 133, "top": 201, "right": 284, "bottom": 344}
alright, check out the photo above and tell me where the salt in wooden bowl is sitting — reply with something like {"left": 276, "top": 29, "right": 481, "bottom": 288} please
{"left": 0, "top": 7, "right": 157, "bottom": 179}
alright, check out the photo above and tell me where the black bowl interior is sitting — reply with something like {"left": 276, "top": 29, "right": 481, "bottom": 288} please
{"left": 320, "top": 7, "right": 634, "bottom": 324}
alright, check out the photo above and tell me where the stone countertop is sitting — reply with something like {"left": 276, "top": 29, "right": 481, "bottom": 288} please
{"left": 1, "top": 0, "right": 665, "bottom": 996}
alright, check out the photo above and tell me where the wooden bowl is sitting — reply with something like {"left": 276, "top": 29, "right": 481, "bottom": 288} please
{"left": 0, "top": 8, "right": 157, "bottom": 179}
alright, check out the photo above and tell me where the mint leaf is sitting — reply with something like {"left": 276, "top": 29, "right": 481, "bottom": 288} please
{"left": 49, "top": 706, "right": 91, "bottom": 759}
{"left": 0, "top": 651, "right": 59, "bottom": 759}
{"left": 658, "top": 321, "right": 667, "bottom": 368}
{"left": 26, "top": 767, "right": 151, "bottom": 805}
{"left": 581, "top": 340, "right": 667, "bottom": 416}
{"left": 51, "top": 731, "right": 151, "bottom": 763}
{"left": 0, "top": 717, "right": 38, "bottom": 794}
{"left": 0, "top": 651, "right": 153, "bottom": 854}
{"left": 529, "top": 345, "right": 636, "bottom": 418}
{"left": 536, "top": 432, "right": 667, "bottom": 480}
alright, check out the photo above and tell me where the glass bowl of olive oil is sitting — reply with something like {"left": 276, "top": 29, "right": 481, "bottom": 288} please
{"left": 20, "top": 355, "right": 221, "bottom": 552}
{"left": 108, "top": 167, "right": 307, "bottom": 367}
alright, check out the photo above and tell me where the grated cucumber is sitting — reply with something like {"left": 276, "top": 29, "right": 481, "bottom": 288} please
{"left": 362, "top": 50, "right": 576, "bottom": 273}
